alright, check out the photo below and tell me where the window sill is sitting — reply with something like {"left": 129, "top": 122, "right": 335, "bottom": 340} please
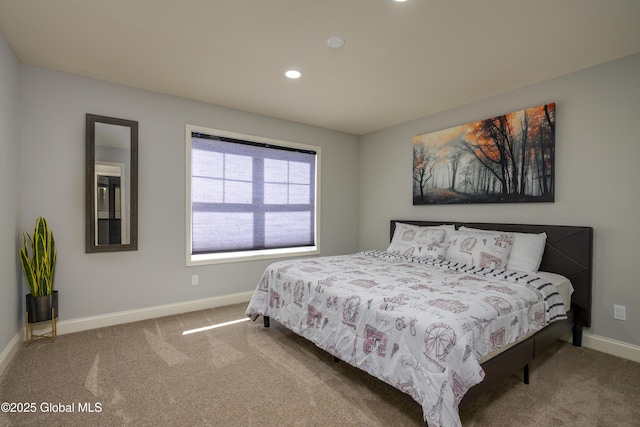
{"left": 187, "top": 246, "right": 319, "bottom": 266}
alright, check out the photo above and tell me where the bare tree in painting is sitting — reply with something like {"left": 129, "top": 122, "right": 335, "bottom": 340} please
{"left": 533, "top": 104, "right": 555, "bottom": 197}
{"left": 518, "top": 109, "right": 531, "bottom": 195}
{"left": 459, "top": 160, "right": 477, "bottom": 194}
{"left": 543, "top": 104, "right": 555, "bottom": 196}
{"left": 413, "top": 144, "right": 438, "bottom": 202}
{"left": 446, "top": 140, "right": 465, "bottom": 191}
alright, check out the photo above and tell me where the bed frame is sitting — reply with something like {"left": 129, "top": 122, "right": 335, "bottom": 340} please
{"left": 390, "top": 220, "right": 593, "bottom": 404}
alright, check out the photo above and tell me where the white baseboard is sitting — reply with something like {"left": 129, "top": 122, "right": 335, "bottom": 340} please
{"left": 561, "top": 331, "right": 640, "bottom": 363}
{"left": 0, "top": 332, "right": 22, "bottom": 378}
{"left": 581, "top": 332, "right": 640, "bottom": 363}
{"left": 55, "top": 291, "right": 254, "bottom": 336}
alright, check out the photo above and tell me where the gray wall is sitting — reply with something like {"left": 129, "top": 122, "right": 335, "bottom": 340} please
{"left": 0, "top": 31, "right": 21, "bottom": 354}
{"left": 18, "top": 65, "right": 359, "bottom": 321}
{"left": 358, "top": 53, "right": 640, "bottom": 347}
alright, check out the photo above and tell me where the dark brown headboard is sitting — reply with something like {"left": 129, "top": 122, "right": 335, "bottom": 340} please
{"left": 390, "top": 220, "right": 593, "bottom": 328}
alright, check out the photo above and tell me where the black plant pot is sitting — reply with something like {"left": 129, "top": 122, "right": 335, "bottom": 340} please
{"left": 26, "top": 291, "right": 59, "bottom": 323}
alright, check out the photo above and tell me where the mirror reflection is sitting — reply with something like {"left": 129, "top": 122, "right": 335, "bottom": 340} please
{"left": 86, "top": 114, "right": 138, "bottom": 252}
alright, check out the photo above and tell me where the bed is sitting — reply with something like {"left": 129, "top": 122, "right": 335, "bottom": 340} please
{"left": 245, "top": 220, "right": 593, "bottom": 427}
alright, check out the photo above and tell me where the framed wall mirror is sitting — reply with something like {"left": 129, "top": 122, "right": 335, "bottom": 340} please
{"left": 86, "top": 114, "right": 138, "bottom": 252}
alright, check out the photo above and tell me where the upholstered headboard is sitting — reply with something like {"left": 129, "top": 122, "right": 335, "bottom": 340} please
{"left": 390, "top": 220, "right": 593, "bottom": 328}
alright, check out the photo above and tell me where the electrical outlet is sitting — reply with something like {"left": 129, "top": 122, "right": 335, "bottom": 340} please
{"left": 613, "top": 305, "right": 626, "bottom": 321}
{"left": 192, "top": 275, "right": 199, "bottom": 286}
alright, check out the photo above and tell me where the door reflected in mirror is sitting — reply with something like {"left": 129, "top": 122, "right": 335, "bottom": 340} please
{"left": 96, "top": 165, "right": 124, "bottom": 244}
{"left": 86, "top": 114, "right": 138, "bottom": 252}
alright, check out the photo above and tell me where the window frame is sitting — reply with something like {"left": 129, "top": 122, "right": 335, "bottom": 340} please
{"left": 185, "top": 124, "right": 321, "bottom": 265}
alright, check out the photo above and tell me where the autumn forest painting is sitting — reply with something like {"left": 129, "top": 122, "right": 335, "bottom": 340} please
{"left": 413, "top": 103, "right": 555, "bottom": 205}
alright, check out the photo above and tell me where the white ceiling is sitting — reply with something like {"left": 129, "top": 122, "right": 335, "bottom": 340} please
{"left": 1, "top": 0, "right": 639, "bottom": 135}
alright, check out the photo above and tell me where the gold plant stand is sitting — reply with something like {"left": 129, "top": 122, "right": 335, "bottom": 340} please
{"left": 25, "top": 307, "right": 56, "bottom": 347}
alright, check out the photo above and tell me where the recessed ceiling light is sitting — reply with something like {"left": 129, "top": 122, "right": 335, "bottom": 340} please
{"left": 395, "top": 0, "right": 408, "bottom": 2}
{"left": 285, "top": 70, "right": 302, "bottom": 79}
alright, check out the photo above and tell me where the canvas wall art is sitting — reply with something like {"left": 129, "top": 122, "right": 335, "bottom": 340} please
{"left": 413, "top": 103, "right": 555, "bottom": 205}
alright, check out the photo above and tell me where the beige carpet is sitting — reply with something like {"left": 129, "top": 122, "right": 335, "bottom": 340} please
{"left": 1, "top": 303, "right": 638, "bottom": 426}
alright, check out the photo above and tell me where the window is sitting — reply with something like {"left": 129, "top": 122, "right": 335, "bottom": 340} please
{"left": 186, "top": 125, "right": 320, "bottom": 265}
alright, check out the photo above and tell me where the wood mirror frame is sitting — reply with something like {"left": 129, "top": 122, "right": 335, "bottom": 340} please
{"left": 85, "top": 114, "right": 138, "bottom": 252}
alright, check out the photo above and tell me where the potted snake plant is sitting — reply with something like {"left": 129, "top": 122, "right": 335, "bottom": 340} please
{"left": 19, "top": 216, "right": 58, "bottom": 323}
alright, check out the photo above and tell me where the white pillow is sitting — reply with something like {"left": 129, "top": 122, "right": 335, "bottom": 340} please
{"left": 408, "top": 242, "right": 448, "bottom": 260}
{"left": 436, "top": 224, "right": 456, "bottom": 243}
{"left": 387, "top": 223, "right": 448, "bottom": 257}
{"left": 460, "top": 227, "right": 547, "bottom": 272}
{"left": 445, "top": 229, "right": 514, "bottom": 269}
{"left": 394, "top": 223, "right": 456, "bottom": 243}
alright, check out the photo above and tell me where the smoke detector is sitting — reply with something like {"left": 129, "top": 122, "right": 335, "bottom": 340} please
{"left": 327, "top": 36, "right": 345, "bottom": 49}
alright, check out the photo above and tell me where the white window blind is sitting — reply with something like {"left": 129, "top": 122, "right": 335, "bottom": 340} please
{"left": 189, "top": 131, "right": 317, "bottom": 257}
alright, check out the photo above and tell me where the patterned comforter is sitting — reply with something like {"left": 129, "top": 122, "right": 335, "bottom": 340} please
{"left": 245, "top": 251, "right": 568, "bottom": 427}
